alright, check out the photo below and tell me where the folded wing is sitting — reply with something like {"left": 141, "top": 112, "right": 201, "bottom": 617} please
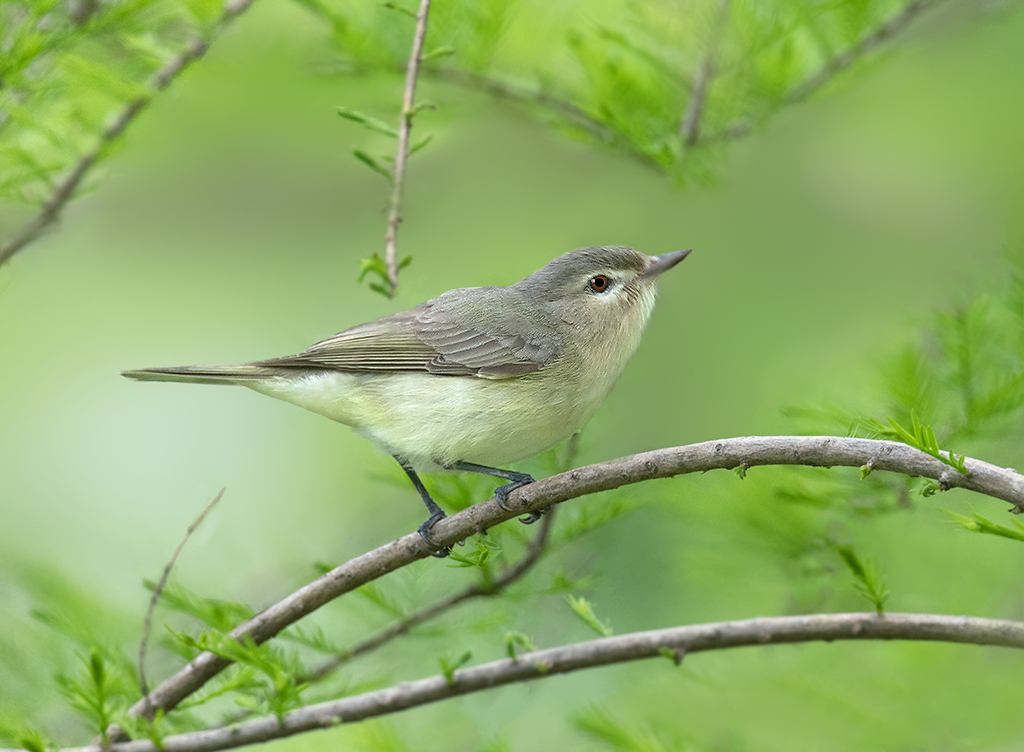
{"left": 260, "top": 287, "right": 563, "bottom": 379}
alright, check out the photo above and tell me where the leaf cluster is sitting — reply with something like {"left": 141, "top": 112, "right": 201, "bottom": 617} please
{"left": 302, "top": 0, "right": 935, "bottom": 182}
{"left": 0, "top": 0, "right": 228, "bottom": 211}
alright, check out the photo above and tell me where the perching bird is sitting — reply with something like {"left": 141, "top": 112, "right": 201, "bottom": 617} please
{"left": 123, "top": 246, "right": 690, "bottom": 554}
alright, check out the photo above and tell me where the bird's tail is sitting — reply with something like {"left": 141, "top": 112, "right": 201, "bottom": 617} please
{"left": 121, "top": 364, "right": 281, "bottom": 386}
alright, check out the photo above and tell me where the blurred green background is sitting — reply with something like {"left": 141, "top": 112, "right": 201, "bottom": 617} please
{"left": 3, "top": 0, "right": 1024, "bottom": 749}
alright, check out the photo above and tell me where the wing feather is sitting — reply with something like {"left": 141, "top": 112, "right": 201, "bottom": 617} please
{"left": 256, "top": 287, "right": 563, "bottom": 379}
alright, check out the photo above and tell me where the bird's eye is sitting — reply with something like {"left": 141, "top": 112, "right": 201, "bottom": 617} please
{"left": 588, "top": 275, "right": 610, "bottom": 293}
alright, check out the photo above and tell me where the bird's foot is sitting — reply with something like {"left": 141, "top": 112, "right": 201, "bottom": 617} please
{"left": 518, "top": 505, "right": 550, "bottom": 525}
{"left": 494, "top": 473, "right": 536, "bottom": 518}
{"left": 417, "top": 511, "right": 451, "bottom": 558}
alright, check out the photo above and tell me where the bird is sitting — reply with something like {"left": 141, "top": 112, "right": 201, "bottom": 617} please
{"left": 123, "top": 246, "right": 690, "bottom": 555}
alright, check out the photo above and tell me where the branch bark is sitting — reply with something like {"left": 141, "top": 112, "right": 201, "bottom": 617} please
{"left": 125, "top": 435, "right": 1024, "bottom": 721}
{"left": 305, "top": 506, "right": 555, "bottom": 683}
{"left": 0, "top": 0, "right": 259, "bottom": 266}
{"left": 381, "top": 0, "right": 431, "bottom": 298}
{"left": 51, "top": 612, "right": 1024, "bottom": 752}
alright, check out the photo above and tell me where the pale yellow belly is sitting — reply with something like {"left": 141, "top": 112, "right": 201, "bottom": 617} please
{"left": 249, "top": 368, "right": 607, "bottom": 471}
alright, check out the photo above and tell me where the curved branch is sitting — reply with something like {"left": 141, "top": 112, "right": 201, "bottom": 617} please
{"left": 0, "top": 0, "right": 258, "bottom": 265}
{"left": 128, "top": 436, "right": 1024, "bottom": 720}
{"left": 305, "top": 506, "right": 555, "bottom": 683}
{"left": 57, "top": 612, "right": 1024, "bottom": 752}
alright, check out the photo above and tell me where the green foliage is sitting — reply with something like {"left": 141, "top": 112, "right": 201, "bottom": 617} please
{"left": 945, "top": 511, "right": 1024, "bottom": 543}
{"left": 835, "top": 546, "right": 889, "bottom": 615}
{"left": 280, "top": 623, "right": 347, "bottom": 655}
{"left": 448, "top": 536, "right": 501, "bottom": 584}
{"left": 872, "top": 410, "right": 967, "bottom": 475}
{"left": 144, "top": 578, "right": 253, "bottom": 633}
{"left": 437, "top": 649, "right": 472, "bottom": 685}
{"left": 575, "top": 704, "right": 684, "bottom": 752}
{"left": 352, "top": 148, "right": 394, "bottom": 182}
{"left": 504, "top": 630, "right": 535, "bottom": 660}
{"left": 356, "top": 251, "right": 412, "bottom": 297}
{"left": 167, "top": 629, "right": 309, "bottom": 720}
{"left": 658, "top": 646, "right": 683, "bottom": 666}
{"left": 301, "top": 0, "right": 933, "bottom": 181}
{"left": 566, "top": 595, "right": 613, "bottom": 638}
{"left": 356, "top": 581, "right": 406, "bottom": 619}
{"left": 0, "top": 723, "right": 54, "bottom": 752}
{"left": 338, "top": 107, "right": 400, "bottom": 138}
{"left": 0, "top": 0, "right": 231, "bottom": 212}
{"left": 55, "top": 648, "right": 130, "bottom": 743}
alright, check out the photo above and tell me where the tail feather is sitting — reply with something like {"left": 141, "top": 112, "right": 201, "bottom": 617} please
{"left": 121, "top": 364, "right": 280, "bottom": 385}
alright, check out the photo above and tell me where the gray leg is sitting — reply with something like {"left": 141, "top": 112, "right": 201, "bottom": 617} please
{"left": 395, "top": 457, "right": 450, "bottom": 558}
{"left": 451, "top": 461, "right": 546, "bottom": 524}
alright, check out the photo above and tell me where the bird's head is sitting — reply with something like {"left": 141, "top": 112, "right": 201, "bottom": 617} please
{"left": 516, "top": 246, "right": 690, "bottom": 333}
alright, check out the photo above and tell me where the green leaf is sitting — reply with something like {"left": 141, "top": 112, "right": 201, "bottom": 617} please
{"left": 658, "top": 646, "right": 683, "bottom": 666}
{"left": 337, "top": 107, "right": 398, "bottom": 138}
{"left": 566, "top": 595, "right": 613, "bottom": 637}
{"left": 143, "top": 579, "right": 253, "bottom": 632}
{"left": 352, "top": 148, "right": 393, "bottom": 182}
{"left": 438, "top": 650, "right": 473, "bottom": 685}
{"left": 836, "top": 545, "right": 889, "bottom": 615}
{"left": 420, "top": 46, "right": 456, "bottom": 62}
{"left": 504, "top": 631, "right": 536, "bottom": 660}
{"left": 380, "top": 1, "right": 416, "bottom": 19}
{"left": 55, "top": 648, "right": 128, "bottom": 743}
{"left": 881, "top": 409, "right": 968, "bottom": 475}
{"left": 355, "top": 581, "right": 405, "bottom": 618}
{"left": 945, "top": 510, "right": 1024, "bottom": 543}
{"left": 409, "top": 134, "right": 433, "bottom": 155}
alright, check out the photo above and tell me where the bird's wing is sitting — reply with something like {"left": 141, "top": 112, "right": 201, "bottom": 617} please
{"left": 259, "top": 288, "right": 563, "bottom": 379}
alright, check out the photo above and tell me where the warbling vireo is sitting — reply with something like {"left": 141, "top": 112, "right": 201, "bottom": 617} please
{"left": 123, "top": 246, "right": 690, "bottom": 554}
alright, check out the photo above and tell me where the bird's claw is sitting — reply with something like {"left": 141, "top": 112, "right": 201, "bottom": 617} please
{"left": 417, "top": 512, "right": 451, "bottom": 558}
{"left": 495, "top": 479, "right": 536, "bottom": 516}
{"left": 518, "top": 506, "right": 550, "bottom": 525}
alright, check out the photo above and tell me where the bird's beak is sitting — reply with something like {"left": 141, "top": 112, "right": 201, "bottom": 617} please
{"left": 643, "top": 249, "right": 692, "bottom": 278}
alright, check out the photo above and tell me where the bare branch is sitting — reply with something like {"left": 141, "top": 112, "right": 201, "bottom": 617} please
{"left": 0, "top": 0, "right": 259, "bottom": 266}
{"left": 125, "top": 435, "right": 1024, "bottom": 721}
{"left": 381, "top": 0, "right": 432, "bottom": 298}
{"left": 139, "top": 489, "right": 225, "bottom": 706}
{"left": 305, "top": 507, "right": 555, "bottom": 683}
{"left": 679, "top": 0, "right": 732, "bottom": 145}
{"left": 49, "top": 612, "right": 1024, "bottom": 752}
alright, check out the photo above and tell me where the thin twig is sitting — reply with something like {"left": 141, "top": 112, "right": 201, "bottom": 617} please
{"left": 50, "top": 612, "right": 1024, "bottom": 752}
{"left": 125, "top": 435, "right": 1024, "bottom": 721}
{"left": 382, "top": 0, "right": 431, "bottom": 298}
{"left": 317, "top": 60, "right": 663, "bottom": 172}
{"left": 420, "top": 68, "right": 616, "bottom": 144}
{"left": 0, "top": 0, "right": 259, "bottom": 266}
{"left": 690, "top": 0, "right": 939, "bottom": 145}
{"left": 786, "top": 0, "right": 936, "bottom": 103}
{"left": 138, "top": 489, "right": 225, "bottom": 708}
{"left": 679, "top": 0, "right": 732, "bottom": 145}
{"left": 306, "top": 507, "right": 555, "bottom": 683}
